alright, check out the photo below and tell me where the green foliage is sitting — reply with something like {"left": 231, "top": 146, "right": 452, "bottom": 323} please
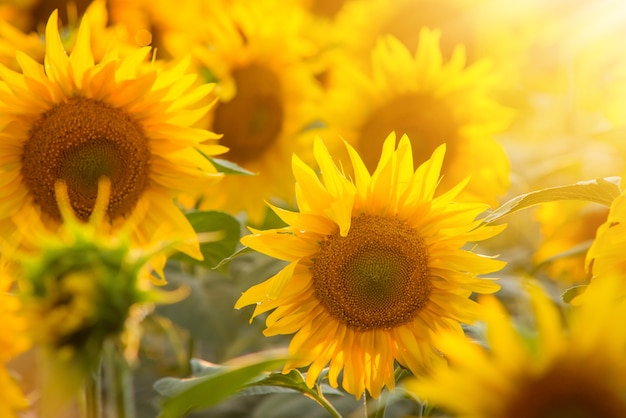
{"left": 154, "top": 349, "right": 291, "bottom": 417}
{"left": 208, "top": 157, "right": 256, "bottom": 176}
{"left": 482, "top": 177, "right": 621, "bottom": 224}
{"left": 170, "top": 210, "right": 241, "bottom": 272}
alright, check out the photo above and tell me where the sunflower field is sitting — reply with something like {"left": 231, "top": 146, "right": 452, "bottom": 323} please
{"left": 1, "top": 0, "right": 626, "bottom": 417}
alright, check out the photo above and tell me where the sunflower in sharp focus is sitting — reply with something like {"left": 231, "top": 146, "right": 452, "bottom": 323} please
{"left": 184, "top": 0, "right": 324, "bottom": 224}
{"left": 407, "top": 278, "right": 626, "bottom": 418}
{"left": 235, "top": 133, "right": 506, "bottom": 398}
{"left": 323, "top": 29, "right": 512, "bottom": 207}
{"left": 0, "top": 9, "right": 226, "bottom": 276}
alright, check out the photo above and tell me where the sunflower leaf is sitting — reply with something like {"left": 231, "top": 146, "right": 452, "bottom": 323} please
{"left": 249, "top": 369, "right": 344, "bottom": 397}
{"left": 171, "top": 210, "right": 241, "bottom": 272}
{"left": 212, "top": 245, "right": 255, "bottom": 270}
{"left": 155, "top": 349, "right": 290, "bottom": 418}
{"left": 482, "top": 177, "right": 621, "bottom": 224}
{"left": 208, "top": 156, "right": 256, "bottom": 176}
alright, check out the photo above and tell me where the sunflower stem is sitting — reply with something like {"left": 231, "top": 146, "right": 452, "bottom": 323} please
{"left": 84, "top": 364, "right": 102, "bottom": 418}
{"left": 103, "top": 341, "right": 135, "bottom": 418}
{"left": 373, "top": 389, "right": 388, "bottom": 418}
{"left": 314, "top": 386, "right": 343, "bottom": 418}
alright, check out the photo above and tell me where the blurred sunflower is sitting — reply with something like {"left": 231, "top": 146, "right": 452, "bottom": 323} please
{"left": 407, "top": 278, "right": 626, "bottom": 418}
{"left": 0, "top": 0, "right": 92, "bottom": 33}
{"left": 236, "top": 133, "right": 506, "bottom": 398}
{"left": 335, "top": 0, "right": 484, "bottom": 64}
{"left": 14, "top": 179, "right": 172, "bottom": 416}
{"left": 0, "top": 269, "right": 30, "bottom": 418}
{"left": 323, "top": 30, "right": 512, "bottom": 206}
{"left": 0, "top": 10, "right": 226, "bottom": 276}
{"left": 583, "top": 190, "right": 626, "bottom": 284}
{"left": 185, "top": 0, "right": 324, "bottom": 224}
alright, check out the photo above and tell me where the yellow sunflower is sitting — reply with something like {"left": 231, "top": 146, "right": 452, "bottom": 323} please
{"left": 182, "top": 0, "right": 324, "bottom": 224}
{"left": 407, "top": 277, "right": 626, "bottom": 418}
{"left": 570, "top": 190, "right": 626, "bottom": 306}
{"left": 323, "top": 29, "right": 512, "bottom": 207}
{"left": 0, "top": 270, "right": 30, "bottom": 417}
{"left": 235, "top": 132, "right": 506, "bottom": 398}
{"left": 0, "top": 10, "right": 226, "bottom": 277}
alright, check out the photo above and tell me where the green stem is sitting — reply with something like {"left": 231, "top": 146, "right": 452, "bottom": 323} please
{"left": 313, "top": 389, "right": 343, "bottom": 418}
{"left": 103, "top": 341, "right": 136, "bottom": 418}
{"left": 373, "top": 389, "right": 388, "bottom": 418}
{"left": 84, "top": 365, "right": 101, "bottom": 418}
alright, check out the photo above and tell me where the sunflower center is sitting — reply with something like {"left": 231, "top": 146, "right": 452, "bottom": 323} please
{"left": 357, "top": 94, "right": 457, "bottom": 172}
{"left": 21, "top": 96, "right": 151, "bottom": 221}
{"left": 213, "top": 63, "right": 284, "bottom": 164}
{"left": 311, "top": 214, "right": 431, "bottom": 331}
{"left": 505, "top": 361, "right": 626, "bottom": 418}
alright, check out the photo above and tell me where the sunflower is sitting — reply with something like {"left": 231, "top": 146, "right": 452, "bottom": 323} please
{"left": 407, "top": 277, "right": 626, "bottom": 418}
{"left": 585, "top": 191, "right": 626, "bottom": 279}
{"left": 0, "top": 270, "right": 30, "bottom": 417}
{"left": 322, "top": 30, "right": 512, "bottom": 207}
{"left": 569, "top": 190, "right": 626, "bottom": 305}
{"left": 182, "top": 0, "right": 324, "bottom": 224}
{"left": 235, "top": 132, "right": 506, "bottom": 398}
{"left": 0, "top": 9, "right": 226, "bottom": 277}
{"left": 11, "top": 178, "right": 174, "bottom": 417}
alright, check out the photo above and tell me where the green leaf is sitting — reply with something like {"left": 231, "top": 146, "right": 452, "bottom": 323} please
{"left": 155, "top": 349, "right": 290, "bottom": 418}
{"left": 250, "top": 369, "right": 344, "bottom": 397}
{"left": 248, "top": 370, "right": 344, "bottom": 417}
{"left": 482, "top": 177, "right": 621, "bottom": 224}
{"left": 208, "top": 157, "right": 256, "bottom": 176}
{"left": 171, "top": 211, "right": 241, "bottom": 272}
{"left": 562, "top": 285, "right": 588, "bottom": 304}
{"left": 212, "top": 245, "right": 255, "bottom": 270}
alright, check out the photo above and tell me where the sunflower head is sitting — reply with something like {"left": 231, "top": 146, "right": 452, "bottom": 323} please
{"left": 406, "top": 277, "right": 626, "bottom": 418}
{"left": 180, "top": 0, "right": 324, "bottom": 224}
{"left": 0, "top": 8, "right": 226, "bottom": 264}
{"left": 236, "top": 132, "right": 506, "bottom": 398}
{"left": 323, "top": 28, "right": 513, "bottom": 207}
{"left": 16, "top": 179, "right": 156, "bottom": 369}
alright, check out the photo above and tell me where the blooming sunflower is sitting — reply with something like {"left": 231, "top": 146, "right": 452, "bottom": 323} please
{"left": 183, "top": 0, "right": 324, "bottom": 224}
{"left": 235, "top": 132, "right": 506, "bottom": 398}
{"left": 0, "top": 9, "right": 225, "bottom": 276}
{"left": 0, "top": 269, "right": 30, "bottom": 417}
{"left": 13, "top": 178, "right": 172, "bottom": 417}
{"left": 406, "top": 277, "right": 626, "bottom": 418}
{"left": 323, "top": 30, "right": 512, "bottom": 207}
